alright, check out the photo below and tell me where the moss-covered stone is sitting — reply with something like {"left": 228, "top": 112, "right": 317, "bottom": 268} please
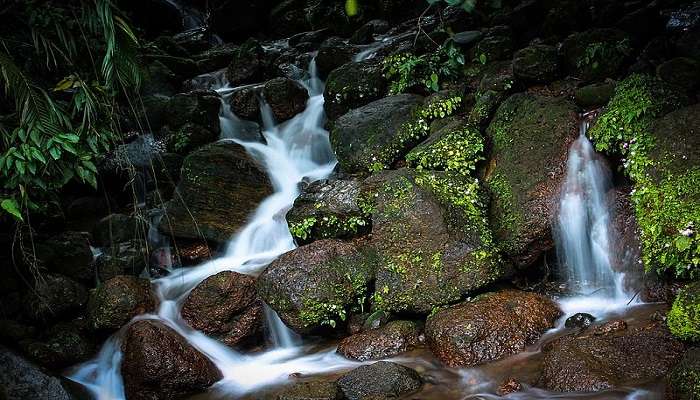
{"left": 485, "top": 93, "right": 578, "bottom": 267}
{"left": 324, "top": 59, "right": 387, "bottom": 120}
{"left": 669, "top": 282, "right": 700, "bottom": 341}
{"left": 257, "top": 240, "right": 378, "bottom": 333}
{"left": 512, "top": 44, "right": 560, "bottom": 84}
{"left": 589, "top": 74, "right": 697, "bottom": 278}
{"left": 363, "top": 169, "right": 503, "bottom": 314}
{"left": 560, "top": 28, "right": 632, "bottom": 81}
{"left": 669, "top": 348, "right": 700, "bottom": 400}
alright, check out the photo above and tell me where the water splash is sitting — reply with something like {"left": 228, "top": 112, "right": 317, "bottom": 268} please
{"left": 67, "top": 59, "right": 360, "bottom": 399}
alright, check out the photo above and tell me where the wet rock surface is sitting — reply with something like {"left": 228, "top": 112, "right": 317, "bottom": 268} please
{"left": 425, "top": 290, "right": 561, "bottom": 367}
{"left": 159, "top": 141, "right": 272, "bottom": 243}
{"left": 323, "top": 59, "right": 387, "bottom": 120}
{"left": 540, "top": 319, "right": 684, "bottom": 392}
{"left": 565, "top": 313, "right": 596, "bottom": 329}
{"left": 181, "top": 271, "right": 263, "bottom": 348}
{"left": 262, "top": 77, "right": 309, "bottom": 122}
{"left": 24, "top": 273, "right": 88, "bottom": 322}
{"left": 0, "top": 345, "right": 72, "bottom": 400}
{"left": 121, "top": 320, "right": 222, "bottom": 400}
{"left": 337, "top": 361, "right": 423, "bottom": 400}
{"left": 269, "top": 379, "right": 342, "bottom": 400}
{"left": 87, "top": 275, "right": 156, "bottom": 331}
{"left": 337, "top": 320, "right": 422, "bottom": 361}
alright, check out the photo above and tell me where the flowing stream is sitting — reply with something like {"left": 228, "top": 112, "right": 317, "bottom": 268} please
{"left": 69, "top": 60, "right": 361, "bottom": 399}
{"left": 70, "top": 64, "right": 650, "bottom": 399}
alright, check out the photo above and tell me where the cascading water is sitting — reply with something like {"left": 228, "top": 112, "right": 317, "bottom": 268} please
{"left": 68, "top": 59, "right": 361, "bottom": 399}
{"left": 555, "top": 116, "right": 631, "bottom": 315}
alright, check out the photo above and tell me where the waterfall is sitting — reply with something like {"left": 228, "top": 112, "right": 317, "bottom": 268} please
{"left": 68, "top": 59, "right": 361, "bottom": 399}
{"left": 555, "top": 117, "right": 629, "bottom": 314}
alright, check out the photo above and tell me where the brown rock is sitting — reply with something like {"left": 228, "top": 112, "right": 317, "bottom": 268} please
{"left": 539, "top": 320, "right": 684, "bottom": 392}
{"left": 593, "top": 319, "right": 627, "bottom": 335}
{"left": 337, "top": 320, "right": 422, "bottom": 361}
{"left": 181, "top": 271, "right": 262, "bottom": 348}
{"left": 497, "top": 378, "right": 522, "bottom": 395}
{"left": 87, "top": 276, "right": 156, "bottom": 331}
{"left": 121, "top": 320, "right": 221, "bottom": 400}
{"left": 425, "top": 290, "right": 561, "bottom": 367}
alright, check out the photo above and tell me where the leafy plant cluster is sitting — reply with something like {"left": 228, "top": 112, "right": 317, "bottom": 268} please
{"left": 589, "top": 74, "right": 698, "bottom": 278}
{"left": 382, "top": 40, "right": 465, "bottom": 95}
{"left": 576, "top": 39, "right": 632, "bottom": 72}
{"left": 407, "top": 124, "right": 485, "bottom": 176}
{"left": 0, "top": 0, "right": 142, "bottom": 220}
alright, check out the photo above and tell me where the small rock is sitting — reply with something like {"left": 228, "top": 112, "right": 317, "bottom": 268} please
{"left": 337, "top": 361, "right": 423, "bottom": 400}
{"left": 497, "top": 378, "right": 522, "bottom": 395}
{"left": 229, "top": 86, "right": 261, "bottom": 121}
{"left": 273, "top": 380, "right": 342, "bottom": 400}
{"left": 593, "top": 319, "right": 627, "bottom": 335}
{"left": 565, "top": 313, "right": 596, "bottom": 329}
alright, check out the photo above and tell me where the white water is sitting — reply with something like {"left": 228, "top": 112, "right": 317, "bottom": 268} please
{"left": 555, "top": 117, "right": 633, "bottom": 319}
{"left": 68, "top": 60, "right": 362, "bottom": 399}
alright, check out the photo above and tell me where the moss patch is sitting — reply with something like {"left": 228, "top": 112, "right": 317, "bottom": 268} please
{"left": 668, "top": 282, "right": 700, "bottom": 341}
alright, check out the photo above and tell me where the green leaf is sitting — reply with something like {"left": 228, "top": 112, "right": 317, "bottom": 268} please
{"left": 479, "top": 53, "right": 487, "bottom": 64}
{"left": 676, "top": 236, "right": 692, "bottom": 252}
{"left": 345, "top": 0, "right": 358, "bottom": 16}
{"left": 1, "top": 198, "right": 23, "bottom": 221}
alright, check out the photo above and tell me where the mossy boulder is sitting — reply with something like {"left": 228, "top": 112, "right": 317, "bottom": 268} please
{"left": 363, "top": 169, "right": 503, "bottom": 314}
{"left": 485, "top": 93, "right": 578, "bottom": 267}
{"left": 21, "top": 321, "right": 95, "bottom": 369}
{"left": 560, "top": 28, "right": 631, "bottom": 81}
{"left": 225, "top": 39, "right": 266, "bottom": 86}
{"left": 669, "top": 282, "right": 700, "bottom": 341}
{"left": 287, "top": 176, "right": 370, "bottom": 244}
{"left": 669, "top": 348, "right": 700, "bottom": 400}
{"left": 473, "top": 26, "right": 513, "bottom": 63}
{"left": 426, "top": 290, "right": 561, "bottom": 367}
{"left": 256, "top": 239, "right": 377, "bottom": 333}
{"left": 512, "top": 44, "right": 561, "bottom": 84}
{"left": 574, "top": 82, "right": 615, "bottom": 108}
{"left": 87, "top": 275, "right": 156, "bottom": 331}
{"left": 330, "top": 94, "right": 424, "bottom": 174}
{"left": 159, "top": 141, "right": 272, "bottom": 243}
{"left": 323, "top": 59, "right": 387, "bottom": 120}
{"left": 656, "top": 57, "right": 700, "bottom": 91}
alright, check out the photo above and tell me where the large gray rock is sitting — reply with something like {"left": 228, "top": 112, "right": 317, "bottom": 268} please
{"left": 0, "top": 345, "right": 72, "bottom": 400}
{"left": 159, "top": 141, "right": 272, "bottom": 243}
{"left": 330, "top": 94, "right": 423, "bottom": 174}
{"left": 257, "top": 239, "right": 376, "bottom": 333}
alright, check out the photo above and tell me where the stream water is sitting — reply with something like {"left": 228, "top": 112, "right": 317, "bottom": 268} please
{"left": 69, "top": 60, "right": 659, "bottom": 399}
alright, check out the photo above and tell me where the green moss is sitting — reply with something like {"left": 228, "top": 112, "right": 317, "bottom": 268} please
{"left": 668, "top": 283, "right": 700, "bottom": 341}
{"left": 368, "top": 95, "right": 462, "bottom": 172}
{"left": 670, "top": 349, "right": 700, "bottom": 400}
{"left": 487, "top": 172, "right": 521, "bottom": 252}
{"left": 589, "top": 74, "right": 698, "bottom": 278}
{"left": 406, "top": 124, "right": 484, "bottom": 176}
{"left": 289, "top": 214, "right": 370, "bottom": 242}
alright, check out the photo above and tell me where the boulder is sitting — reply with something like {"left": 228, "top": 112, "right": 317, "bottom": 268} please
{"left": 425, "top": 290, "right": 561, "bottom": 367}
{"left": 262, "top": 77, "right": 309, "bottom": 122}
{"left": 330, "top": 94, "right": 424, "bottom": 174}
{"left": 669, "top": 347, "right": 700, "bottom": 400}
{"left": 229, "top": 86, "right": 262, "bottom": 121}
{"left": 668, "top": 282, "right": 700, "bottom": 341}
{"left": 540, "top": 320, "right": 684, "bottom": 391}
{"left": 574, "top": 82, "right": 615, "bottom": 108}
{"left": 560, "top": 29, "right": 631, "bottom": 81}
{"left": 159, "top": 141, "right": 272, "bottom": 243}
{"left": 485, "top": 93, "right": 578, "bottom": 267}
{"left": 226, "top": 39, "right": 267, "bottom": 86}
{"left": 87, "top": 275, "right": 156, "bottom": 331}
{"left": 24, "top": 273, "right": 88, "bottom": 322}
{"left": 163, "top": 90, "right": 221, "bottom": 134}
{"left": 0, "top": 345, "right": 72, "bottom": 400}
{"left": 92, "top": 214, "right": 139, "bottom": 247}
{"left": 21, "top": 321, "right": 94, "bottom": 369}
{"left": 323, "top": 59, "right": 387, "bottom": 120}
{"left": 337, "top": 320, "right": 422, "bottom": 361}
{"left": 269, "top": 380, "right": 341, "bottom": 400}
{"left": 337, "top": 361, "right": 422, "bottom": 400}
{"left": 181, "top": 271, "right": 263, "bottom": 347}
{"left": 512, "top": 44, "right": 560, "bottom": 84}
{"left": 656, "top": 57, "right": 700, "bottom": 90}
{"left": 257, "top": 239, "right": 376, "bottom": 333}
{"left": 36, "top": 231, "right": 93, "bottom": 282}
{"left": 121, "top": 320, "right": 222, "bottom": 400}
{"left": 316, "top": 37, "right": 357, "bottom": 77}
{"left": 94, "top": 239, "right": 149, "bottom": 280}
{"left": 287, "top": 176, "right": 369, "bottom": 243}
{"left": 364, "top": 169, "right": 503, "bottom": 314}
{"left": 474, "top": 26, "right": 513, "bottom": 62}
